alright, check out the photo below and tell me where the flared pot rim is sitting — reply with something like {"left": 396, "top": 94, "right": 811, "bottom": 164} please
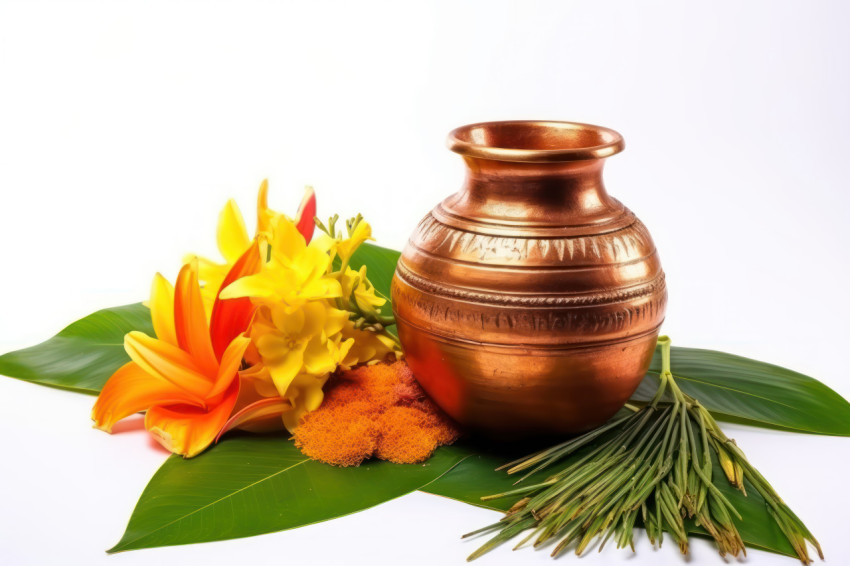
{"left": 447, "top": 120, "right": 625, "bottom": 163}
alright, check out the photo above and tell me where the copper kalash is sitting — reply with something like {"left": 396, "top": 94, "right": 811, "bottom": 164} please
{"left": 391, "top": 121, "right": 667, "bottom": 437}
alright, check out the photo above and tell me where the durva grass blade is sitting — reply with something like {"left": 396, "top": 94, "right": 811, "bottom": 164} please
{"left": 466, "top": 336, "right": 823, "bottom": 564}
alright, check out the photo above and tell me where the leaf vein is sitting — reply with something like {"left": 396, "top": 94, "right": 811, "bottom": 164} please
{"left": 117, "top": 457, "right": 309, "bottom": 550}
{"left": 647, "top": 370, "right": 797, "bottom": 411}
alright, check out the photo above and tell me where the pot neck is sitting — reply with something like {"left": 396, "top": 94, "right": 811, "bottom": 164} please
{"left": 441, "top": 156, "right": 625, "bottom": 230}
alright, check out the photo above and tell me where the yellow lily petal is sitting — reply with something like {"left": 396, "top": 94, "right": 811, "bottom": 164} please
{"left": 247, "top": 316, "right": 277, "bottom": 344}
{"left": 271, "top": 304, "right": 307, "bottom": 337}
{"left": 312, "top": 233, "right": 337, "bottom": 257}
{"left": 281, "top": 373, "right": 330, "bottom": 431}
{"left": 302, "top": 336, "right": 336, "bottom": 375}
{"left": 294, "top": 246, "right": 332, "bottom": 284}
{"left": 300, "top": 376, "right": 326, "bottom": 412}
{"left": 91, "top": 362, "right": 205, "bottom": 433}
{"left": 149, "top": 273, "right": 177, "bottom": 347}
{"left": 299, "top": 277, "right": 343, "bottom": 301}
{"left": 256, "top": 179, "right": 273, "bottom": 237}
{"left": 220, "top": 272, "right": 280, "bottom": 300}
{"left": 217, "top": 199, "right": 251, "bottom": 264}
{"left": 337, "top": 220, "right": 372, "bottom": 261}
{"left": 375, "top": 333, "right": 399, "bottom": 349}
{"left": 267, "top": 344, "right": 308, "bottom": 398}
{"left": 254, "top": 333, "right": 290, "bottom": 365}
{"left": 339, "top": 266, "right": 359, "bottom": 299}
{"left": 323, "top": 306, "right": 350, "bottom": 337}
{"left": 353, "top": 265, "right": 387, "bottom": 313}
{"left": 335, "top": 337, "right": 356, "bottom": 366}
{"left": 124, "top": 331, "right": 212, "bottom": 400}
{"left": 296, "top": 302, "right": 326, "bottom": 339}
{"left": 339, "top": 320, "right": 400, "bottom": 367}
{"left": 190, "top": 254, "right": 224, "bottom": 282}
{"left": 270, "top": 217, "right": 307, "bottom": 265}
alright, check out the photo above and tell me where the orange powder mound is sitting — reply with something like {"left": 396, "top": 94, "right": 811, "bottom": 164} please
{"left": 292, "top": 360, "right": 460, "bottom": 466}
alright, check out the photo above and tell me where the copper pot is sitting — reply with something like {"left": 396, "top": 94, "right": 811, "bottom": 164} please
{"left": 392, "top": 121, "right": 667, "bottom": 437}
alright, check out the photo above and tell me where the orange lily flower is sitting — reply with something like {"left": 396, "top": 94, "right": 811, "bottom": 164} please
{"left": 92, "top": 243, "right": 262, "bottom": 458}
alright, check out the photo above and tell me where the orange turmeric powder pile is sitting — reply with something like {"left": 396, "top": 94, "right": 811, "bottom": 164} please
{"left": 292, "top": 360, "right": 460, "bottom": 466}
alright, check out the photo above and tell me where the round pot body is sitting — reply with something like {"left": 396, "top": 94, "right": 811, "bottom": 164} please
{"left": 391, "top": 121, "right": 667, "bottom": 437}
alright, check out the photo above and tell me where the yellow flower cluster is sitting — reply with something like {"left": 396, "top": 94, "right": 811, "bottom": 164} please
{"left": 216, "top": 193, "right": 400, "bottom": 430}
{"left": 190, "top": 180, "right": 317, "bottom": 315}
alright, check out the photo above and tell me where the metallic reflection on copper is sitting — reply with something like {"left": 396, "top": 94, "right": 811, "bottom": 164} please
{"left": 391, "top": 121, "right": 667, "bottom": 437}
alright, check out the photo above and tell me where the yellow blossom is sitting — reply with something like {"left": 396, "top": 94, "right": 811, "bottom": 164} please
{"left": 339, "top": 265, "right": 388, "bottom": 319}
{"left": 221, "top": 217, "right": 342, "bottom": 313}
{"left": 340, "top": 319, "right": 401, "bottom": 369}
{"left": 253, "top": 303, "right": 348, "bottom": 388}
{"left": 220, "top": 217, "right": 353, "bottom": 430}
{"left": 336, "top": 217, "right": 372, "bottom": 265}
{"left": 239, "top": 303, "right": 350, "bottom": 431}
{"left": 352, "top": 266, "right": 387, "bottom": 318}
{"left": 221, "top": 210, "right": 399, "bottom": 430}
{"left": 281, "top": 373, "right": 329, "bottom": 431}
{"left": 190, "top": 180, "right": 317, "bottom": 314}
{"left": 257, "top": 181, "right": 316, "bottom": 246}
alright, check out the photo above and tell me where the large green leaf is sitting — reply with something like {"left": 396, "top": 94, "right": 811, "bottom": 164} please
{"left": 632, "top": 346, "right": 850, "bottom": 436}
{"left": 0, "top": 303, "right": 151, "bottom": 395}
{"left": 421, "top": 442, "right": 798, "bottom": 558}
{"left": 421, "top": 446, "right": 525, "bottom": 513}
{"left": 110, "top": 434, "right": 469, "bottom": 553}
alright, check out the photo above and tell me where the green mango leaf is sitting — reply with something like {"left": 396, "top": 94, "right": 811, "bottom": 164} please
{"left": 421, "top": 446, "right": 526, "bottom": 513}
{"left": 0, "top": 303, "right": 152, "bottom": 395}
{"left": 110, "top": 434, "right": 469, "bottom": 553}
{"left": 632, "top": 346, "right": 850, "bottom": 436}
{"left": 421, "top": 442, "right": 798, "bottom": 559}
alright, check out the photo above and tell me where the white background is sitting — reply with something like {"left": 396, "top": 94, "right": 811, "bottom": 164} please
{"left": 1, "top": 1, "right": 848, "bottom": 564}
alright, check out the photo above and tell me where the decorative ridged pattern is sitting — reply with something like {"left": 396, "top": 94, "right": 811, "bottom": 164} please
{"left": 396, "top": 300, "right": 665, "bottom": 341}
{"left": 394, "top": 261, "right": 666, "bottom": 308}
{"left": 411, "top": 213, "right": 655, "bottom": 266}
{"left": 393, "top": 274, "right": 666, "bottom": 339}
